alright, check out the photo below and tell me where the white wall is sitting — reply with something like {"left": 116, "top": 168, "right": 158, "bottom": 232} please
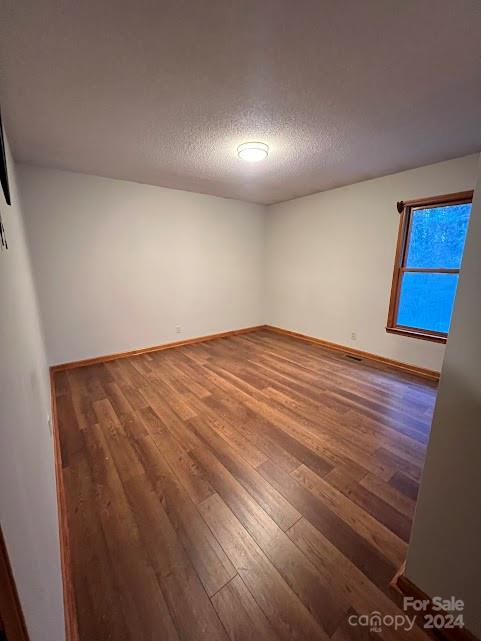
{"left": 19, "top": 166, "right": 265, "bottom": 365}
{"left": 0, "top": 139, "right": 65, "bottom": 640}
{"left": 265, "top": 154, "right": 480, "bottom": 372}
{"left": 20, "top": 156, "right": 479, "bottom": 371}
{"left": 405, "top": 157, "right": 481, "bottom": 637}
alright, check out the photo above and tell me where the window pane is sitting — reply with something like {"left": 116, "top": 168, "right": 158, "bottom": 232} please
{"left": 405, "top": 203, "right": 471, "bottom": 269}
{"left": 397, "top": 272, "right": 458, "bottom": 334}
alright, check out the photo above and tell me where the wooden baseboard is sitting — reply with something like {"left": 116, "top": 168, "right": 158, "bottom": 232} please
{"left": 50, "top": 371, "right": 79, "bottom": 641}
{"left": 50, "top": 325, "right": 265, "bottom": 372}
{"left": 51, "top": 323, "right": 440, "bottom": 380}
{"left": 264, "top": 325, "right": 440, "bottom": 381}
{"left": 392, "top": 570, "right": 478, "bottom": 641}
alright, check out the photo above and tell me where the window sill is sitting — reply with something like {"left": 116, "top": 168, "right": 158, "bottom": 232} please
{"left": 386, "top": 326, "right": 447, "bottom": 344}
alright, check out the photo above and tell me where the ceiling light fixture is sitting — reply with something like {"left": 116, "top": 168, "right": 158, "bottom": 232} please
{"left": 237, "top": 141, "right": 269, "bottom": 162}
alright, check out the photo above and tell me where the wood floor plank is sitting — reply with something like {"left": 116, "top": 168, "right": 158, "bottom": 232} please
{"left": 199, "top": 493, "right": 329, "bottom": 641}
{"left": 56, "top": 393, "right": 83, "bottom": 467}
{"left": 131, "top": 433, "right": 237, "bottom": 596}
{"left": 104, "top": 380, "right": 138, "bottom": 420}
{"left": 203, "top": 393, "right": 302, "bottom": 472}
{"left": 120, "top": 382, "right": 150, "bottom": 409}
{"left": 187, "top": 394, "right": 269, "bottom": 469}
{"left": 291, "top": 464, "right": 406, "bottom": 567}
{"left": 82, "top": 425, "right": 181, "bottom": 641}
{"left": 64, "top": 459, "right": 131, "bottom": 641}
{"left": 204, "top": 361, "right": 397, "bottom": 480}
{"left": 102, "top": 426, "right": 230, "bottom": 641}
{"left": 389, "top": 470, "right": 420, "bottom": 501}
{"left": 141, "top": 410, "right": 216, "bottom": 504}
{"left": 287, "top": 518, "right": 430, "bottom": 641}
{"left": 191, "top": 443, "right": 347, "bottom": 635}
{"left": 56, "top": 329, "right": 436, "bottom": 641}
{"left": 188, "top": 413, "right": 301, "bottom": 531}
{"left": 211, "top": 575, "right": 281, "bottom": 641}
{"left": 359, "top": 474, "right": 415, "bottom": 519}
{"left": 323, "top": 467, "right": 412, "bottom": 542}
{"left": 257, "top": 459, "right": 397, "bottom": 589}
{"left": 138, "top": 383, "right": 204, "bottom": 450}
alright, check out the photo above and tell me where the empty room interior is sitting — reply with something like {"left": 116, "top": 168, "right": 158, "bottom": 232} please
{"left": 0, "top": 2, "right": 480, "bottom": 641}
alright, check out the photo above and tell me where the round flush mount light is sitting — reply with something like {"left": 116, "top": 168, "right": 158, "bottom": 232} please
{"left": 237, "top": 141, "right": 269, "bottom": 162}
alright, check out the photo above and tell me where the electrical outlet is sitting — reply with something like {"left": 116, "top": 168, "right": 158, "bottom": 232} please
{"left": 176, "top": 325, "right": 182, "bottom": 334}
{"left": 351, "top": 331, "right": 357, "bottom": 341}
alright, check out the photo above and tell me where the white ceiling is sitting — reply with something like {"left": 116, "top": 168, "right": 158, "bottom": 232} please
{"left": 1, "top": 0, "right": 480, "bottom": 205}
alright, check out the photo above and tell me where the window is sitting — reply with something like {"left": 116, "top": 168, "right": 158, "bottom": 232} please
{"left": 387, "top": 190, "right": 473, "bottom": 343}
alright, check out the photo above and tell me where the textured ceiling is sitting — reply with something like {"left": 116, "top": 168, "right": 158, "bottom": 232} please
{"left": 1, "top": 0, "right": 480, "bottom": 204}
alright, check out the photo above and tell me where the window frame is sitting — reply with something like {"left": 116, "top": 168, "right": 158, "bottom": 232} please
{"left": 386, "top": 190, "right": 473, "bottom": 343}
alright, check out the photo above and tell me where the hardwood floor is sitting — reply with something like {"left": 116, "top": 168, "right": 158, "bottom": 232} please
{"left": 55, "top": 329, "right": 437, "bottom": 641}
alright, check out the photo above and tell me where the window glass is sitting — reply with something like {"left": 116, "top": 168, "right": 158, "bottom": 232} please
{"left": 405, "top": 203, "right": 471, "bottom": 269}
{"left": 397, "top": 272, "right": 459, "bottom": 334}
